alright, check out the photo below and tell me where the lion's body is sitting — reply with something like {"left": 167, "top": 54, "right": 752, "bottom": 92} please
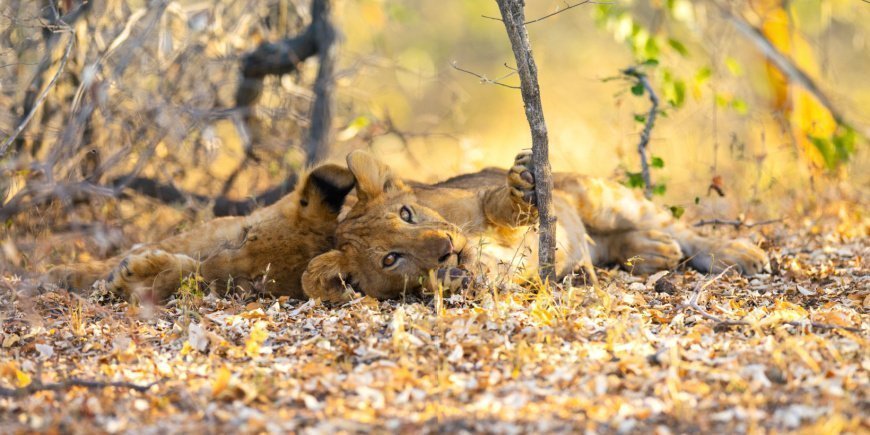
{"left": 49, "top": 165, "right": 356, "bottom": 302}
{"left": 302, "top": 151, "right": 769, "bottom": 302}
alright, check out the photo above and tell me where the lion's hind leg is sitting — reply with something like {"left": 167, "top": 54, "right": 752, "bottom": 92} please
{"left": 48, "top": 259, "right": 117, "bottom": 291}
{"left": 107, "top": 249, "right": 200, "bottom": 303}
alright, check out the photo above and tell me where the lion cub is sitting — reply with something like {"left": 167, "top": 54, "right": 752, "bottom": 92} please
{"left": 49, "top": 164, "right": 355, "bottom": 302}
{"left": 302, "top": 150, "right": 770, "bottom": 303}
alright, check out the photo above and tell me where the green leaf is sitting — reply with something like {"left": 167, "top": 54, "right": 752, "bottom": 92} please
{"left": 668, "top": 38, "right": 689, "bottom": 56}
{"left": 832, "top": 126, "right": 857, "bottom": 164}
{"left": 694, "top": 196, "right": 700, "bottom": 205}
{"left": 653, "top": 184, "right": 667, "bottom": 196}
{"left": 625, "top": 172, "right": 645, "bottom": 188}
{"left": 725, "top": 57, "right": 743, "bottom": 76}
{"left": 810, "top": 126, "right": 858, "bottom": 171}
{"left": 642, "top": 58, "right": 659, "bottom": 67}
{"left": 643, "top": 37, "right": 660, "bottom": 59}
{"left": 651, "top": 156, "right": 664, "bottom": 168}
{"left": 669, "top": 205, "right": 685, "bottom": 219}
{"left": 695, "top": 66, "right": 712, "bottom": 84}
{"left": 731, "top": 98, "right": 748, "bottom": 115}
{"left": 671, "top": 79, "right": 686, "bottom": 107}
{"left": 631, "top": 82, "right": 644, "bottom": 96}
{"left": 634, "top": 114, "right": 646, "bottom": 123}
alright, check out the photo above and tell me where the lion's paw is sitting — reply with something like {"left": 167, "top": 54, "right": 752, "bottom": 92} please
{"left": 508, "top": 149, "right": 536, "bottom": 206}
{"left": 431, "top": 267, "right": 472, "bottom": 294}
{"left": 699, "top": 239, "right": 770, "bottom": 276}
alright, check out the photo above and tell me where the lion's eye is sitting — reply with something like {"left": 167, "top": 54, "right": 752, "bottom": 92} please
{"left": 382, "top": 252, "right": 401, "bottom": 268}
{"left": 399, "top": 206, "right": 413, "bottom": 223}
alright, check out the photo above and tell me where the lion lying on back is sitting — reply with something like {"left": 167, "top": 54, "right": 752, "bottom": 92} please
{"left": 302, "top": 150, "right": 770, "bottom": 303}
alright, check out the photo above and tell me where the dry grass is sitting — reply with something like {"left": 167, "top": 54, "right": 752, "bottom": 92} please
{"left": 0, "top": 213, "right": 866, "bottom": 433}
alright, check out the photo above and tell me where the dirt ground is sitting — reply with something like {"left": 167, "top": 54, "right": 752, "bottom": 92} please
{"left": 0, "top": 209, "right": 867, "bottom": 434}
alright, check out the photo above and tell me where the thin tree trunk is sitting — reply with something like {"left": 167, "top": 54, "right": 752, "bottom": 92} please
{"left": 495, "top": 0, "right": 556, "bottom": 284}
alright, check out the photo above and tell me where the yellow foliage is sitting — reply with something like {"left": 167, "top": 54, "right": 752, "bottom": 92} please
{"left": 756, "top": 1, "right": 838, "bottom": 169}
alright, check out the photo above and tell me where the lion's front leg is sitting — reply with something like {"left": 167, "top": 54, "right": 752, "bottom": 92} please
{"left": 482, "top": 150, "right": 539, "bottom": 227}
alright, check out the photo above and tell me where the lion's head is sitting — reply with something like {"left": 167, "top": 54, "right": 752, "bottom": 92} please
{"left": 302, "top": 151, "right": 468, "bottom": 301}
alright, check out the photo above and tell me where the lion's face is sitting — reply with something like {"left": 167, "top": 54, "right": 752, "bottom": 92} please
{"left": 302, "top": 151, "right": 467, "bottom": 301}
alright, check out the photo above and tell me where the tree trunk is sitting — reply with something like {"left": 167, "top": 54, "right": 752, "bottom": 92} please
{"left": 495, "top": 0, "right": 557, "bottom": 284}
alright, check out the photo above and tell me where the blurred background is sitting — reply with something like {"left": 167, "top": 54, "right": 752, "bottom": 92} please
{"left": 0, "top": 0, "right": 867, "bottom": 275}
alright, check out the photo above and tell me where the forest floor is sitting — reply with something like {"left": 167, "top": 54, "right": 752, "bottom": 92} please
{"left": 0, "top": 207, "right": 867, "bottom": 434}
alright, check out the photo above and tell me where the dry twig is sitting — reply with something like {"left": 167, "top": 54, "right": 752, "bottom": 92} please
{"left": 451, "top": 61, "right": 520, "bottom": 90}
{"left": 694, "top": 218, "right": 784, "bottom": 229}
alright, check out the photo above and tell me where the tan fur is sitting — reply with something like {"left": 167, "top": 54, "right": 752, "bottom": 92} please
{"left": 303, "top": 151, "right": 770, "bottom": 302}
{"left": 48, "top": 164, "right": 356, "bottom": 302}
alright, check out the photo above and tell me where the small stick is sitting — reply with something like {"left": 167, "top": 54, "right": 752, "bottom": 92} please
{"left": 694, "top": 218, "right": 784, "bottom": 229}
{"left": 451, "top": 61, "right": 520, "bottom": 89}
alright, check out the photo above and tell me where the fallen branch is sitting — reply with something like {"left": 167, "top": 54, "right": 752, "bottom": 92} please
{"left": 622, "top": 66, "right": 658, "bottom": 199}
{"left": 495, "top": 0, "right": 557, "bottom": 284}
{"left": 0, "top": 378, "right": 159, "bottom": 398}
{"left": 694, "top": 218, "right": 783, "bottom": 229}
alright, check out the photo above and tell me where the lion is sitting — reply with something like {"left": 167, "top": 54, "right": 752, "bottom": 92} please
{"left": 301, "top": 150, "right": 770, "bottom": 303}
{"left": 48, "top": 164, "right": 356, "bottom": 302}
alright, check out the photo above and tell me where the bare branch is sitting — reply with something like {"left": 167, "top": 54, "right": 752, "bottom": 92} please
{"left": 483, "top": 1, "right": 607, "bottom": 25}
{"left": 451, "top": 61, "right": 520, "bottom": 89}
{"left": 0, "top": 31, "right": 74, "bottom": 158}
{"left": 623, "top": 66, "right": 658, "bottom": 200}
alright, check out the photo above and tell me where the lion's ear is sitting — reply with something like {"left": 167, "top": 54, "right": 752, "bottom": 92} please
{"left": 300, "top": 164, "right": 356, "bottom": 213}
{"left": 302, "top": 250, "right": 356, "bottom": 303}
{"left": 346, "top": 150, "right": 406, "bottom": 202}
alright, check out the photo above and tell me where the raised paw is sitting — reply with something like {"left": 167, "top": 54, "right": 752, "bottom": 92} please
{"left": 429, "top": 267, "right": 472, "bottom": 294}
{"left": 615, "top": 230, "right": 683, "bottom": 274}
{"left": 698, "top": 239, "right": 770, "bottom": 276}
{"left": 508, "top": 149, "right": 536, "bottom": 206}
{"left": 107, "top": 249, "right": 199, "bottom": 302}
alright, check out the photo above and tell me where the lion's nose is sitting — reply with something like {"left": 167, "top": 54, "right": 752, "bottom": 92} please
{"left": 437, "top": 235, "right": 455, "bottom": 264}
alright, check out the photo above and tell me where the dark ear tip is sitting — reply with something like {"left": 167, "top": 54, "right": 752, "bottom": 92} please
{"left": 306, "top": 164, "right": 356, "bottom": 212}
{"left": 310, "top": 164, "right": 355, "bottom": 190}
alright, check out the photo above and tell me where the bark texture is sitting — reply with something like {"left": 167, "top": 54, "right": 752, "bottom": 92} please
{"left": 495, "top": 0, "right": 557, "bottom": 283}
